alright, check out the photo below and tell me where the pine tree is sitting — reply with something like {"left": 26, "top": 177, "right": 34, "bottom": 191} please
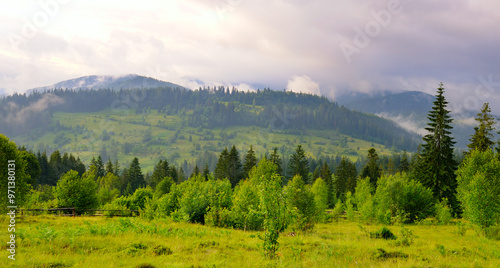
{"left": 243, "top": 145, "right": 257, "bottom": 179}
{"left": 127, "top": 157, "right": 145, "bottom": 192}
{"left": 192, "top": 165, "right": 200, "bottom": 178}
{"left": 228, "top": 145, "right": 243, "bottom": 187}
{"left": 105, "top": 159, "right": 114, "bottom": 175}
{"left": 360, "top": 148, "right": 381, "bottom": 188}
{"left": 319, "top": 162, "right": 334, "bottom": 207}
{"left": 151, "top": 159, "right": 169, "bottom": 188}
{"left": 95, "top": 155, "right": 105, "bottom": 178}
{"left": 269, "top": 147, "right": 283, "bottom": 176}
{"left": 335, "top": 157, "right": 358, "bottom": 198}
{"left": 399, "top": 151, "right": 410, "bottom": 173}
{"left": 414, "top": 83, "right": 458, "bottom": 211}
{"left": 202, "top": 163, "right": 210, "bottom": 180}
{"left": 288, "top": 145, "right": 309, "bottom": 183}
{"left": 214, "top": 148, "right": 229, "bottom": 180}
{"left": 467, "top": 103, "right": 496, "bottom": 153}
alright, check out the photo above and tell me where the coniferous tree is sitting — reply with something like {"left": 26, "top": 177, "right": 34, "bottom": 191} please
{"left": 335, "top": 157, "right": 358, "bottom": 198}
{"left": 214, "top": 148, "right": 229, "bottom": 180}
{"left": 105, "top": 159, "right": 114, "bottom": 175}
{"left": 49, "top": 150, "right": 63, "bottom": 182}
{"left": 414, "top": 83, "right": 458, "bottom": 211}
{"left": 150, "top": 159, "right": 169, "bottom": 189}
{"left": 399, "top": 151, "right": 410, "bottom": 173}
{"left": 360, "top": 148, "right": 382, "bottom": 189}
{"left": 319, "top": 162, "right": 334, "bottom": 207}
{"left": 36, "top": 151, "right": 53, "bottom": 185}
{"left": 95, "top": 155, "right": 105, "bottom": 178}
{"left": 228, "top": 145, "right": 243, "bottom": 187}
{"left": 288, "top": 145, "right": 309, "bottom": 183}
{"left": 269, "top": 147, "right": 283, "bottom": 176}
{"left": 191, "top": 165, "right": 200, "bottom": 178}
{"left": 202, "top": 163, "right": 210, "bottom": 180}
{"left": 467, "top": 103, "right": 496, "bottom": 153}
{"left": 127, "top": 157, "right": 145, "bottom": 192}
{"left": 243, "top": 145, "right": 257, "bottom": 179}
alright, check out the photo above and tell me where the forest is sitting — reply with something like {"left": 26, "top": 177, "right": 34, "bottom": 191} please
{"left": 1, "top": 84, "right": 500, "bottom": 267}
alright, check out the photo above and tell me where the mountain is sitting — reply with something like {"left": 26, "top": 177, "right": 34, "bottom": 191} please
{"left": 339, "top": 90, "right": 500, "bottom": 148}
{"left": 28, "top": 74, "right": 186, "bottom": 93}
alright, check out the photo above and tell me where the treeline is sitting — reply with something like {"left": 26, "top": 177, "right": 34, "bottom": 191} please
{"left": 0, "top": 86, "right": 421, "bottom": 150}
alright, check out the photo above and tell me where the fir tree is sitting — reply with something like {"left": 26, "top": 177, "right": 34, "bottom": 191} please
{"left": 150, "top": 159, "right": 169, "bottom": 189}
{"left": 105, "top": 159, "right": 114, "bottom": 175}
{"left": 127, "top": 157, "right": 145, "bottom": 192}
{"left": 319, "top": 162, "right": 334, "bottom": 207}
{"left": 269, "top": 147, "right": 283, "bottom": 176}
{"left": 243, "top": 145, "right": 257, "bottom": 179}
{"left": 414, "top": 83, "right": 458, "bottom": 211}
{"left": 335, "top": 157, "right": 357, "bottom": 199}
{"left": 95, "top": 155, "right": 105, "bottom": 178}
{"left": 214, "top": 148, "right": 229, "bottom": 180}
{"left": 399, "top": 151, "right": 410, "bottom": 173}
{"left": 360, "top": 148, "right": 381, "bottom": 189}
{"left": 467, "top": 103, "right": 496, "bottom": 153}
{"left": 288, "top": 145, "right": 309, "bottom": 183}
{"left": 228, "top": 145, "right": 243, "bottom": 187}
{"left": 202, "top": 163, "right": 210, "bottom": 180}
{"left": 192, "top": 165, "right": 200, "bottom": 178}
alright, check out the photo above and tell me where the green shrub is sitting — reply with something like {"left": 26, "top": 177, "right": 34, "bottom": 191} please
{"left": 375, "top": 173, "right": 434, "bottom": 223}
{"left": 456, "top": 149, "right": 500, "bottom": 231}
{"left": 285, "top": 175, "right": 317, "bottom": 231}
{"left": 330, "top": 200, "right": 344, "bottom": 220}
{"left": 435, "top": 198, "right": 452, "bottom": 225}
{"left": 231, "top": 179, "right": 263, "bottom": 230}
{"left": 355, "top": 178, "right": 375, "bottom": 223}
{"left": 311, "top": 178, "right": 329, "bottom": 223}
{"left": 345, "top": 192, "right": 355, "bottom": 222}
{"left": 55, "top": 170, "right": 99, "bottom": 210}
{"left": 370, "top": 226, "right": 396, "bottom": 240}
{"left": 130, "top": 187, "right": 154, "bottom": 210}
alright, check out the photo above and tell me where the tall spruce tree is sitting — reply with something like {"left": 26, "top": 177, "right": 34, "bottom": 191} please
{"left": 335, "top": 157, "right": 357, "bottom": 198}
{"left": 269, "top": 147, "right": 283, "bottom": 176}
{"left": 360, "top": 148, "right": 382, "bottom": 189}
{"left": 288, "top": 145, "right": 309, "bottom": 183}
{"left": 127, "top": 157, "right": 145, "bottom": 192}
{"left": 319, "top": 162, "right": 334, "bottom": 207}
{"left": 228, "top": 145, "right": 243, "bottom": 187}
{"left": 414, "top": 83, "right": 458, "bottom": 211}
{"left": 467, "top": 103, "right": 496, "bottom": 153}
{"left": 243, "top": 145, "right": 257, "bottom": 179}
{"left": 214, "top": 148, "right": 229, "bottom": 180}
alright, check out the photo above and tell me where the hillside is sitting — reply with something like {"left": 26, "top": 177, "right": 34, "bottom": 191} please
{"left": 28, "top": 74, "right": 185, "bottom": 93}
{"left": 0, "top": 85, "right": 421, "bottom": 172}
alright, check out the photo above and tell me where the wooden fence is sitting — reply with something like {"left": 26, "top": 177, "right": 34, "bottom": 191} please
{"left": 19, "top": 208, "right": 139, "bottom": 217}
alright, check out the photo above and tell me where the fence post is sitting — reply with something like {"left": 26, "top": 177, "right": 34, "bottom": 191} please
{"left": 72, "top": 207, "right": 75, "bottom": 218}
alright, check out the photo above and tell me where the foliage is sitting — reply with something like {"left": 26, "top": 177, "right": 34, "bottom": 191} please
{"left": 434, "top": 198, "right": 452, "bottom": 225}
{"left": 330, "top": 200, "right": 345, "bottom": 220}
{"left": 360, "top": 148, "right": 382, "bottom": 189}
{"left": 456, "top": 149, "right": 500, "bottom": 231}
{"left": 129, "top": 187, "right": 154, "bottom": 210}
{"left": 370, "top": 226, "right": 397, "bottom": 240}
{"left": 311, "top": 178, "right": 328, "bottom": 223}
{"left": 334, "top": 157, "right": 357, "bottom": 200}
{"left": 231, "top": 179, "right": 263, "bottom": 230}
{"left": 345, "top": 192, "right": 355, "bottom": 222}
{"left": 413, "top": 83, "right": 458, "bottom": 212}
{"left": 285, "top": 175, "right": 317, "bottom": 231}
{"left": 54, "top": 170, "right": 99, "bottom": 210}
{"left": 287, "top": 145, "right": 309, "bottom": 183}
{"left": 243, "top": 145, "right": 257, "bottom": 179}
{"left": 375, "top": 173, "right": 434, "bottom": 223}
{"left": 259, "top": 173, "right": 287, "bottom": 258}
{"left": 355, "top": 177, "right": 376, "bottom": 223}
{"left": 467, "top": 103, "right": 497, "bottom": 153}
{"left": 153, "top": 176, "right": 174, "bottom": 199}
{"left": 0, "top": 134, "right": 32, "bottom": 211}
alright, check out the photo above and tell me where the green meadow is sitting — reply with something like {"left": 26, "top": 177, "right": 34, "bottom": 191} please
{"left": 2, "top": 215, "right": 499, "bottom": 268}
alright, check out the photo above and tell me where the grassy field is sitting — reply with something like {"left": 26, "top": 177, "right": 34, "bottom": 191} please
{"left": 12, "top": 110, "right": 395, "bottom": 173}
{"left": 2, "top": 215, "right": 499, "bottom": 267}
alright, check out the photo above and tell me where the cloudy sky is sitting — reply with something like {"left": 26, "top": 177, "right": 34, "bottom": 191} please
{"left": 1, "top": 0, "right": 500, "bottom": 113}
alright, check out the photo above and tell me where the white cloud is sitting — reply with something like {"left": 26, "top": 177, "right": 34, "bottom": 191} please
{"left": 286, "top": 75, "right": 320, "bottom": 96}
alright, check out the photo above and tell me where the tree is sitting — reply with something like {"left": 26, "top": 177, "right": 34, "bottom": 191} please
{"left": 126, "top": 157, "right": 145, "bottom": 193}
{"left": 468, "top": 103, "right": 496, "bottom": 153}
{"left": 319, "top": 162, "right": 334, "bottom": 207}
{"left": 456, "top": 149, "right": 500, "bottom": 231}
{"left": 335, "top": 157, "right": 357, "bottom": 199}
{"left": 105, "top": 159, "right": 114, "bottom": 175}
{"left": 18, "top": 150, "right": 41, "bottom": 187}
{"left": 191, "top": 165, "right": 200, "bottom": 178}
{"left": 360, "top": 148, "right": 382, "bottom": 189}
{"left": 214, "top": 148, "right": 229, "bottom": 180}
{"left": 414, "top": 83, "right": 458, "bottom": 211}
{"left": 0, "top": 134, "right": 32, "bottom": 211}
{"left": 55, "top": 170, "right": 99, "bottom": 210}
{"left": 243, "top": 145, "right": 257, "bottom": 179}
{"left": 36, "top": 151, "right": 53, "bottom": 185}
{"left": 288, "top": 145, "right": 309, "bottom": 183}
{"left": 228, "top": 145, "right": 243, "bottom": 187}
{"left": 311, "top": 178, "right": 328, "bottom": 223}
{"left": 150, "top": 159, "right": 169, "bottom": 189}
{"left": 202, "top": 163, "right": 210, "bottom": 181}
{"left": 286, "top": 175, "right": 317, "bottom": 231}
{"left": 269, "top": 147, "right": 283, "bottom": 176}
{"left": 399, "top": 151, "right": 410, "bottom": 173}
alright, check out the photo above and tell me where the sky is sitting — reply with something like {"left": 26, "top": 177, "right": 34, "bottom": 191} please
{"left": 1, "top": 0, "right": 500, "bottom": 113}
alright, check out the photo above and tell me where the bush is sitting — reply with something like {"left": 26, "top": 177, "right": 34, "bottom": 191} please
{"left": 370, "top": 226, "right": 397, "bottom": 240}
{"left": 231, "top": 179, "right": 263, "bottom": 230}
{"left": 55, "top": 170, "right": 99, "bottom": 210}
{"left": 435, "top": 198, "right": 452, "bottom": 225}
{"left": 345, "top": 192, "right": 355, "bottom": 222}
{"left": 285, "top": 175, "right": 317, "bottom": 231}
{"left": 330, "top": 200, "right": 344, "bottom": 220}
{"left": 355, "top": 178, "right": 375, "bottom": 223}
{"left": 456, "top": 149, "right": 500, "bottom": 231}
{"left": 375, "top": 173, "right": 434, "bottom": 223}
{"left": 130, "top": 188, "right": 154, "bottom": 210}
{"left": 311, "top": 178, "right": 328, "bottom": 223}
{"left": 102, "top": 202, "right": 130, "bottom": 217}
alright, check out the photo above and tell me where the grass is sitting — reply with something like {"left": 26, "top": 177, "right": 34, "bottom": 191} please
{"left": 1, "top": 215, "right": 499, "bottom": 267}
{"left": 11, "top": 110, "right": 395, "bottom": 173}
